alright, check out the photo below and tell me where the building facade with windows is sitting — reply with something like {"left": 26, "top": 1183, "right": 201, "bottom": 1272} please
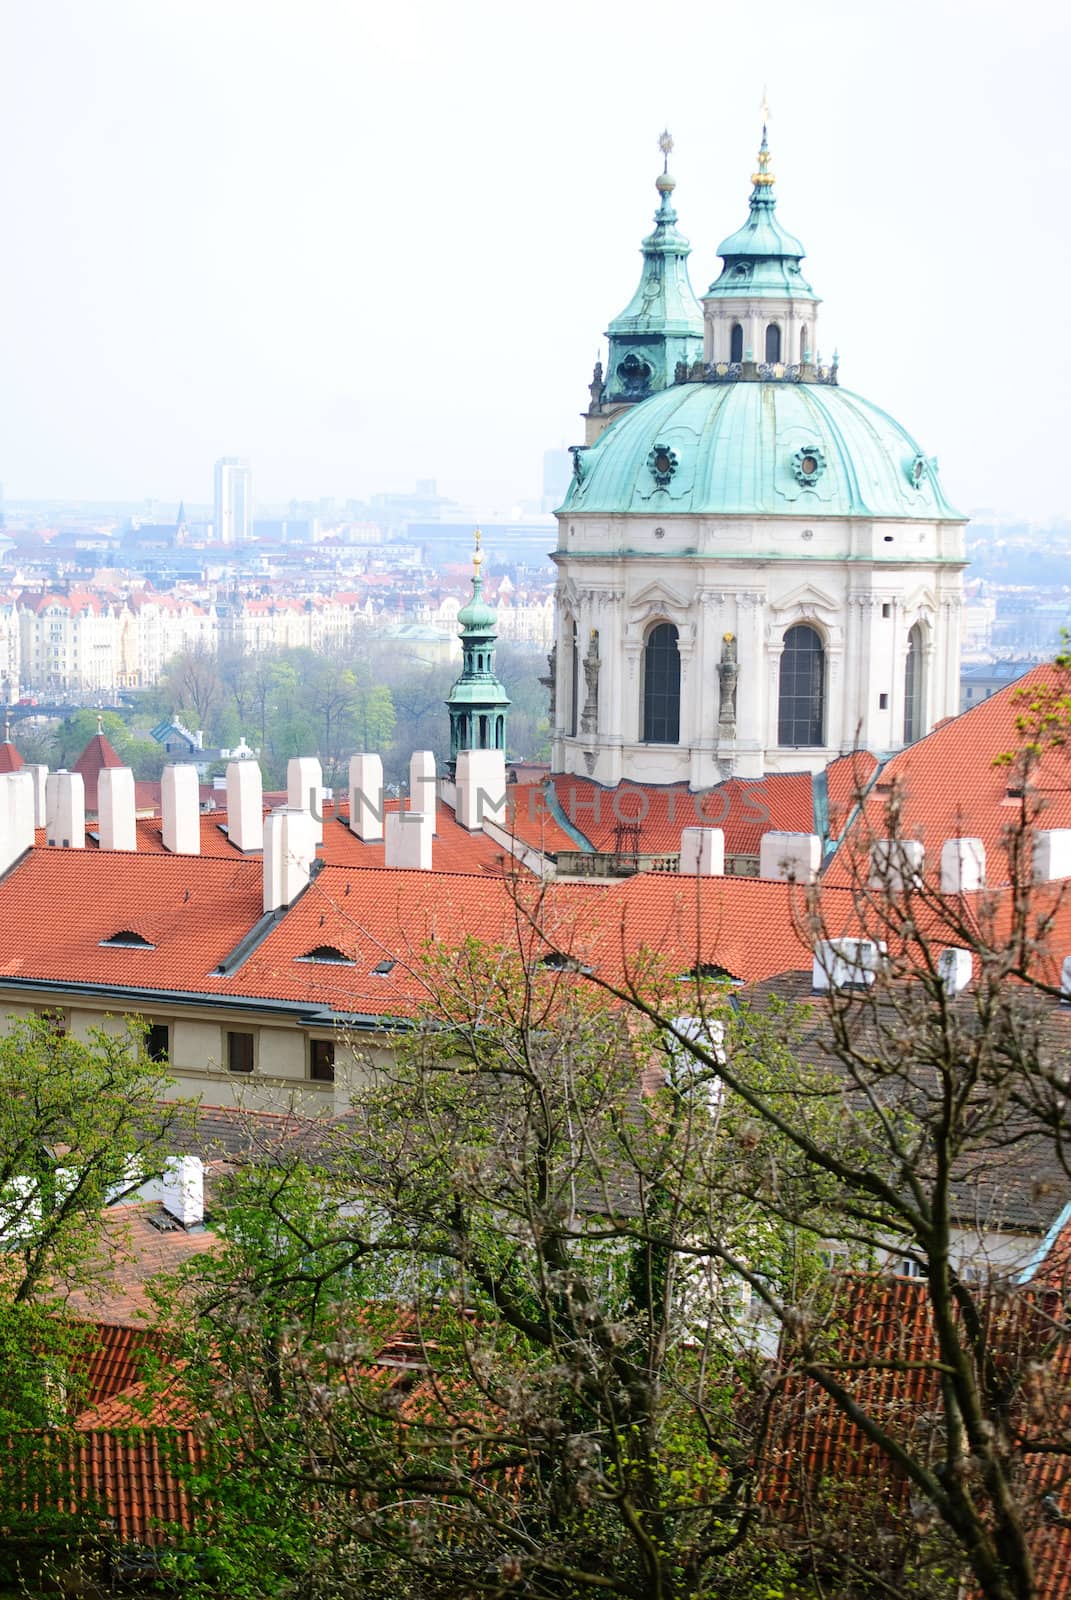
{"left": 551, "top": 129, "right": 966, "bottom": 785}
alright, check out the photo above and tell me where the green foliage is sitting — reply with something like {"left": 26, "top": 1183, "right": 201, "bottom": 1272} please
{"left": 47, "top": 709, "right": 166, "bottom": 780}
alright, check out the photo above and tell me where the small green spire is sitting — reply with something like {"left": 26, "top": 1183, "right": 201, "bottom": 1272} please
{"left": 706, "top": 112, "right": 816, "bottom": 302}
{"left": 446, "top": 530, "right": 511, "bottom": 767}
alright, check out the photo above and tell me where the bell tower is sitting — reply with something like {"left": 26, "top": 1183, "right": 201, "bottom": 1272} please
{"left": 445, "top": 531, "right": 511, "bottom": 769}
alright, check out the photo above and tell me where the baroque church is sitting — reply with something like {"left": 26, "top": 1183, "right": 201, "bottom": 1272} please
{"left": 549, "top": 128, "right": 965, "bottom": 786}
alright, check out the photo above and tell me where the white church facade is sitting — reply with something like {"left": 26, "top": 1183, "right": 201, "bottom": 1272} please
{"left": 550, "top": 129, "right": 965, "bottom": 786}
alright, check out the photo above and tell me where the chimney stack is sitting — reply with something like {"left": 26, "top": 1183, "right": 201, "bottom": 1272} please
{"left": 263, "top": 805, "right": 315, "bottom": 912}
{"left": 0, "top": 771, "right": 34, "bottom": 875}
{"left": 384, "top": 809, "right": 432, "bottom": 870}
{"left": 226, "top": 760, "right": 263, "bottom": 852}
{"left": 46, "top": 770, "right": 85, "bottom": 849}
{"left": 97, "top": 766, "right": 137, "bottom": 851}
{"left": 27, "top": 765, "right": 47, "bottom": 829}
{"left": 812, "top": 938, "right": 886, "bottom": 992}
{"left": 759, "top": 831, "right": 821, "bottom": 883}
{"left": 679, "top": 827, "right": 725, "bottom": 877}
{"left": 940, "top": 837, "right": 985, "bottom": 893}
{"left": 159, "top": 1155, "right": 204, "bottom": 1228}
{"left": 287, "top": 757, "right": 324, "bottom": 845}
{"left": 161, "top": 763, "right": 201, "bottom": 856}
{"left": 1033, "top": 829, "right": 1071, "bottom": 884}
{"left": 455, "top": 749, "right": 506, "bottom": 832}
{"left": 348, "top": 754, "right": 384, "bottom": 842}
{"left": 869, "top": 838, "right": 925, "bottom": 890}
{"left": 937, "top": 947, "right": 973, "bottom": 996}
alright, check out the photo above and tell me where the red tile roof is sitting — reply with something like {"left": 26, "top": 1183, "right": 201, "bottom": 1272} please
{"left": 61, "top": 1207, "right": 220, "bottom": 1329}
{"left": 2, "top": 1429, "right": 203, "bottom": 1543}
{"left": 538, "top": 773, "right": 815, "bottom": 858}
{"left": 73, "top": 732, "right": 124, "bottom": 812}
{"left": 825, "top": 667, "right": 1071, "bottom": 889}
{"left": 0, "top": 740, "right": 24, "bottom": 773}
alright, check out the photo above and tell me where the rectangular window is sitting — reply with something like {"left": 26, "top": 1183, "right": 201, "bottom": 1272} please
{"left": 879, "top": 692, "right": 888, "bottom": 709}
{"left": 227, "top": 1031, "right": 255, "bottom": 1074}
{"left": 145, "top": 1022, "right": 170, "bottom": 1063}
{"left": 309, "top": 1039, "right": 335, "bottom": 1083}
{"left": 881, "top": 603, "right": 891, "bottom": 619}
{"left": 37, "top": 1007, "right": 68, "bottom": 1038}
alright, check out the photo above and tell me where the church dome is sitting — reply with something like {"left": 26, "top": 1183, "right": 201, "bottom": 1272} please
{"left": 563, "top": 378, "right": 963, "bottom": 521}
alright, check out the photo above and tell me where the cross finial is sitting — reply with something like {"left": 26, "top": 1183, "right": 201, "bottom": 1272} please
{"left": 760, "top": 87, "right": 771, "bottom": 133}
{"left": 97, "top": 713, "right": 103, "bottom": 735}
{"left": 473, "top": 527, "right": 483, "bottom": 571}
{"left": 752, "top": 92, "right": 775, "bottom": 188}
{"left": 658, "top": 129, "right": 673, "bottom": 174}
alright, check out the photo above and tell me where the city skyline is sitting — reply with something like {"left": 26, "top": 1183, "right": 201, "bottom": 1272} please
{"left": 0, "top": 0, "right": 1066, "bottom": 517}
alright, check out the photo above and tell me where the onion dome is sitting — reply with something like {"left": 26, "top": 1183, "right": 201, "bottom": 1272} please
{"left": 706, "top": 123, "right": 815, "bottom": 302}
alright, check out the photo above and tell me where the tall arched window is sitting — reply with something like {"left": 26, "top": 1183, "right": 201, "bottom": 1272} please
{"left": 800, "top": 325, "right": 809, "bottom": 361}
{"left": 730, "top": 322, "right": 744, "bottom": 362}
{"left": 903, "top": 623, "right": 924, "bottom": 745}
{"left": 765, "top": 323, "right": 782, "bottom": 363}
{"left": 778, "top": 625, "right": 825, "bottom": 747}
{"left": 569, "top": 621, "right": 579, "bottom": 737}
{"left": 642, "top": 623, "right": 681, "bottom": 744}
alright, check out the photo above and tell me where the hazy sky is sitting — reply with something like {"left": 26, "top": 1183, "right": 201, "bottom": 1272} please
{"left": 0, "top": 0, "right": 1067, "bottom": 519}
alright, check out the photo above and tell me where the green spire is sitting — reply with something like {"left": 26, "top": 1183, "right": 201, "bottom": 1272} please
{"left": 446, "top": 530, "right": 511, "bottom": 767}
{"left": 706, "top": 118, "right": 816, "bottom": 301}
{"left": 603, "top": 131, "right": 704, "bottom": 403}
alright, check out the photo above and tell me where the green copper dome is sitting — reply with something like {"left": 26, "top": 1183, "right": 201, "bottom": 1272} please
{"left": 562, "top": 379, "right": 964, "bottom": 521}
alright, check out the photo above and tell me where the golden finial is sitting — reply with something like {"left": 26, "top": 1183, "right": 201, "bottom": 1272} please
{"left": 658, "top": 129, "right": 673, "bottom": 174}
{"left": 752, "top": 89, "right": 775, "bottom": 187}
{"left": 472, "top": 527, "right": 483, "bottom": 571}
{"left": 97, "top": 713, "right": 104, "bottom": 735}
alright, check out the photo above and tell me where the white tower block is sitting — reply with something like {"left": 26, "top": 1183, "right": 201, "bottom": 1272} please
{"left": 455, "top": 749, "right": 506, "bottom": 832}
{"left": 287, "top": 757, "right": 324, "bottom": 845}
{"left": 263, "top": 805, "right": 315, "bottom": 912}
{"left": 46, "top": 770, "right": 85, "bottom": 850}
{"left": 26, "top": 765, "right": 48, "bottom": 828}
{"left": 348, "top": 754, "right": 384, "bottom": 842}
{"left": 759, "top": 831, "right": 821, "bottom": 883}
{"left": 226, "top": 760, "right": 263, "bottom": 853}
{"left": 940, "top": 837, "right": 985, "bottom": 893}
{"left": 384, "top": 809, "right": 432, "bottom": 870}
{"left": 97, "top": 766, "right": 137, "bottom": 852}
{"left": 161, "top": 763, "right": 201, "bottom": 856}
{"left": 679, "top": 827, "right": 725, "bottom": 877}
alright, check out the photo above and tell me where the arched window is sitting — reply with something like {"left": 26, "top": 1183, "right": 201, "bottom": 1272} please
{"left": 642, "top": 623, "right": 681, "bottom": 744}
{"left": 778, "top": 625, "right": 825, "bottom": 747}
{"left": 569, "top": 621, "right": 579, "bottom": 737}
{"left": 730, "top": 322, "right": 744, "bottom": 363}
{"left": 765, "top": 323, "right": 782, "bottom": 363}
{"left": 904, "top": 623, "right": 924, "bottom": 745}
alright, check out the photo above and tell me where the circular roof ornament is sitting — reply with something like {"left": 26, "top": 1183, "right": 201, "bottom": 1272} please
{"left": 792, "top": 445, "right": 826, "bottom": 486}
{"left": 907, "top": 453, "right": 928, "bottom": 489}
{"left": 647, "top": 443, "right": 679, "bottom": 487}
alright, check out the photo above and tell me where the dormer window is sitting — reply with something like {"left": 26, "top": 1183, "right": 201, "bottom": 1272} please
{"left": 99, "top": 930, "right": 155, "bottom": 950}
{"left": 297, "top": 945, "right": 354, "bottom": 966}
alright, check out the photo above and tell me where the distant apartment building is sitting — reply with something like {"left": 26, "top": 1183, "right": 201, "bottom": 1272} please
{"left": 19, "top": 593, "right": 124, "bottom": 695}
{"left": 214, "top": 457, "right": 252, "bottom": 545}
{"left": 0, "top": 597, "right": 19, "bottom": 703}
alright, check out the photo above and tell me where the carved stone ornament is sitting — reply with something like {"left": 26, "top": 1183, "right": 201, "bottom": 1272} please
{"left": 646, "top": 443, "right": 679, "bottom": 487}
{"left": 717, "top": 632, "right": 738, "bottom": 737}
{"left": 792, "top": 445, "right": 827, "bottom": 486}
{"left": 580, "top": 630, "right": 600, "bottom": 735}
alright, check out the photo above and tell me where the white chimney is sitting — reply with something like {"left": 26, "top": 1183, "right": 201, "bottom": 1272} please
{"left": 161, "top": 763, "right": 201, "bottom": 855}
{"left": 159, "top": 1155, "right": 204, "bottom": 1228}
{"left": 263, "top": 805, "right": 315, "bottom": 912}
{"left": 27, "top": 764, "right": 48, "bottom": 829}
{"left": 97, "top": 765, "right": 137, "bottom": 852}
{"left": 0, "top": 771, "right": 34, "bottom": 875}
{"left": 679, "top": 826, "right": 725, "bottom": 877}
{"left": 869, "top": 838, "right": 925, "bottom": 890}
{"left": 938, "top": 946, "right": 973, "bottom": 996}
{"left": 348, "top": 753, "right": 384, "bottom": 842}
{"left": 759, "top": 831, "right": 821, "bottom": 883}
{"left": 1062, "top": 956, "right": 1071, "bottom": 1004}
{"left": 940, "top": 837, "right": 985, "bottom": 893}
{"left": 226, "top": 759, "right": 263, "bottom": 852}
{"left": 46, "top": 770, "right": 85, "bottom": 849}
{"left": 287, "top": 756, "right": 324, "bottom": 845}
{"left": 1033, "top": 829, "right": 1071, "bottom": 884}
{"left": 813, "top": 938, "right": 886, "bottom": 992}
{"left": 384, "top": 809, "right": 432, "bottom": 870}
{"left": 455, "top": 749, "right": 506, "bottom": 832}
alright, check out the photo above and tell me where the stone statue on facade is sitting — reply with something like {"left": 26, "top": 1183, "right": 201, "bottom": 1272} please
{"left": 540, "top": 643, "right": 557, "bottom": 718}
{"left": 588, "top": 361, "right": 605, "bottom": 413}
{"left": 581, "top": 629, "right": 600, "bottom": 736}
{"left": 718, "top": 632, "right": 738, "bottom": 739}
